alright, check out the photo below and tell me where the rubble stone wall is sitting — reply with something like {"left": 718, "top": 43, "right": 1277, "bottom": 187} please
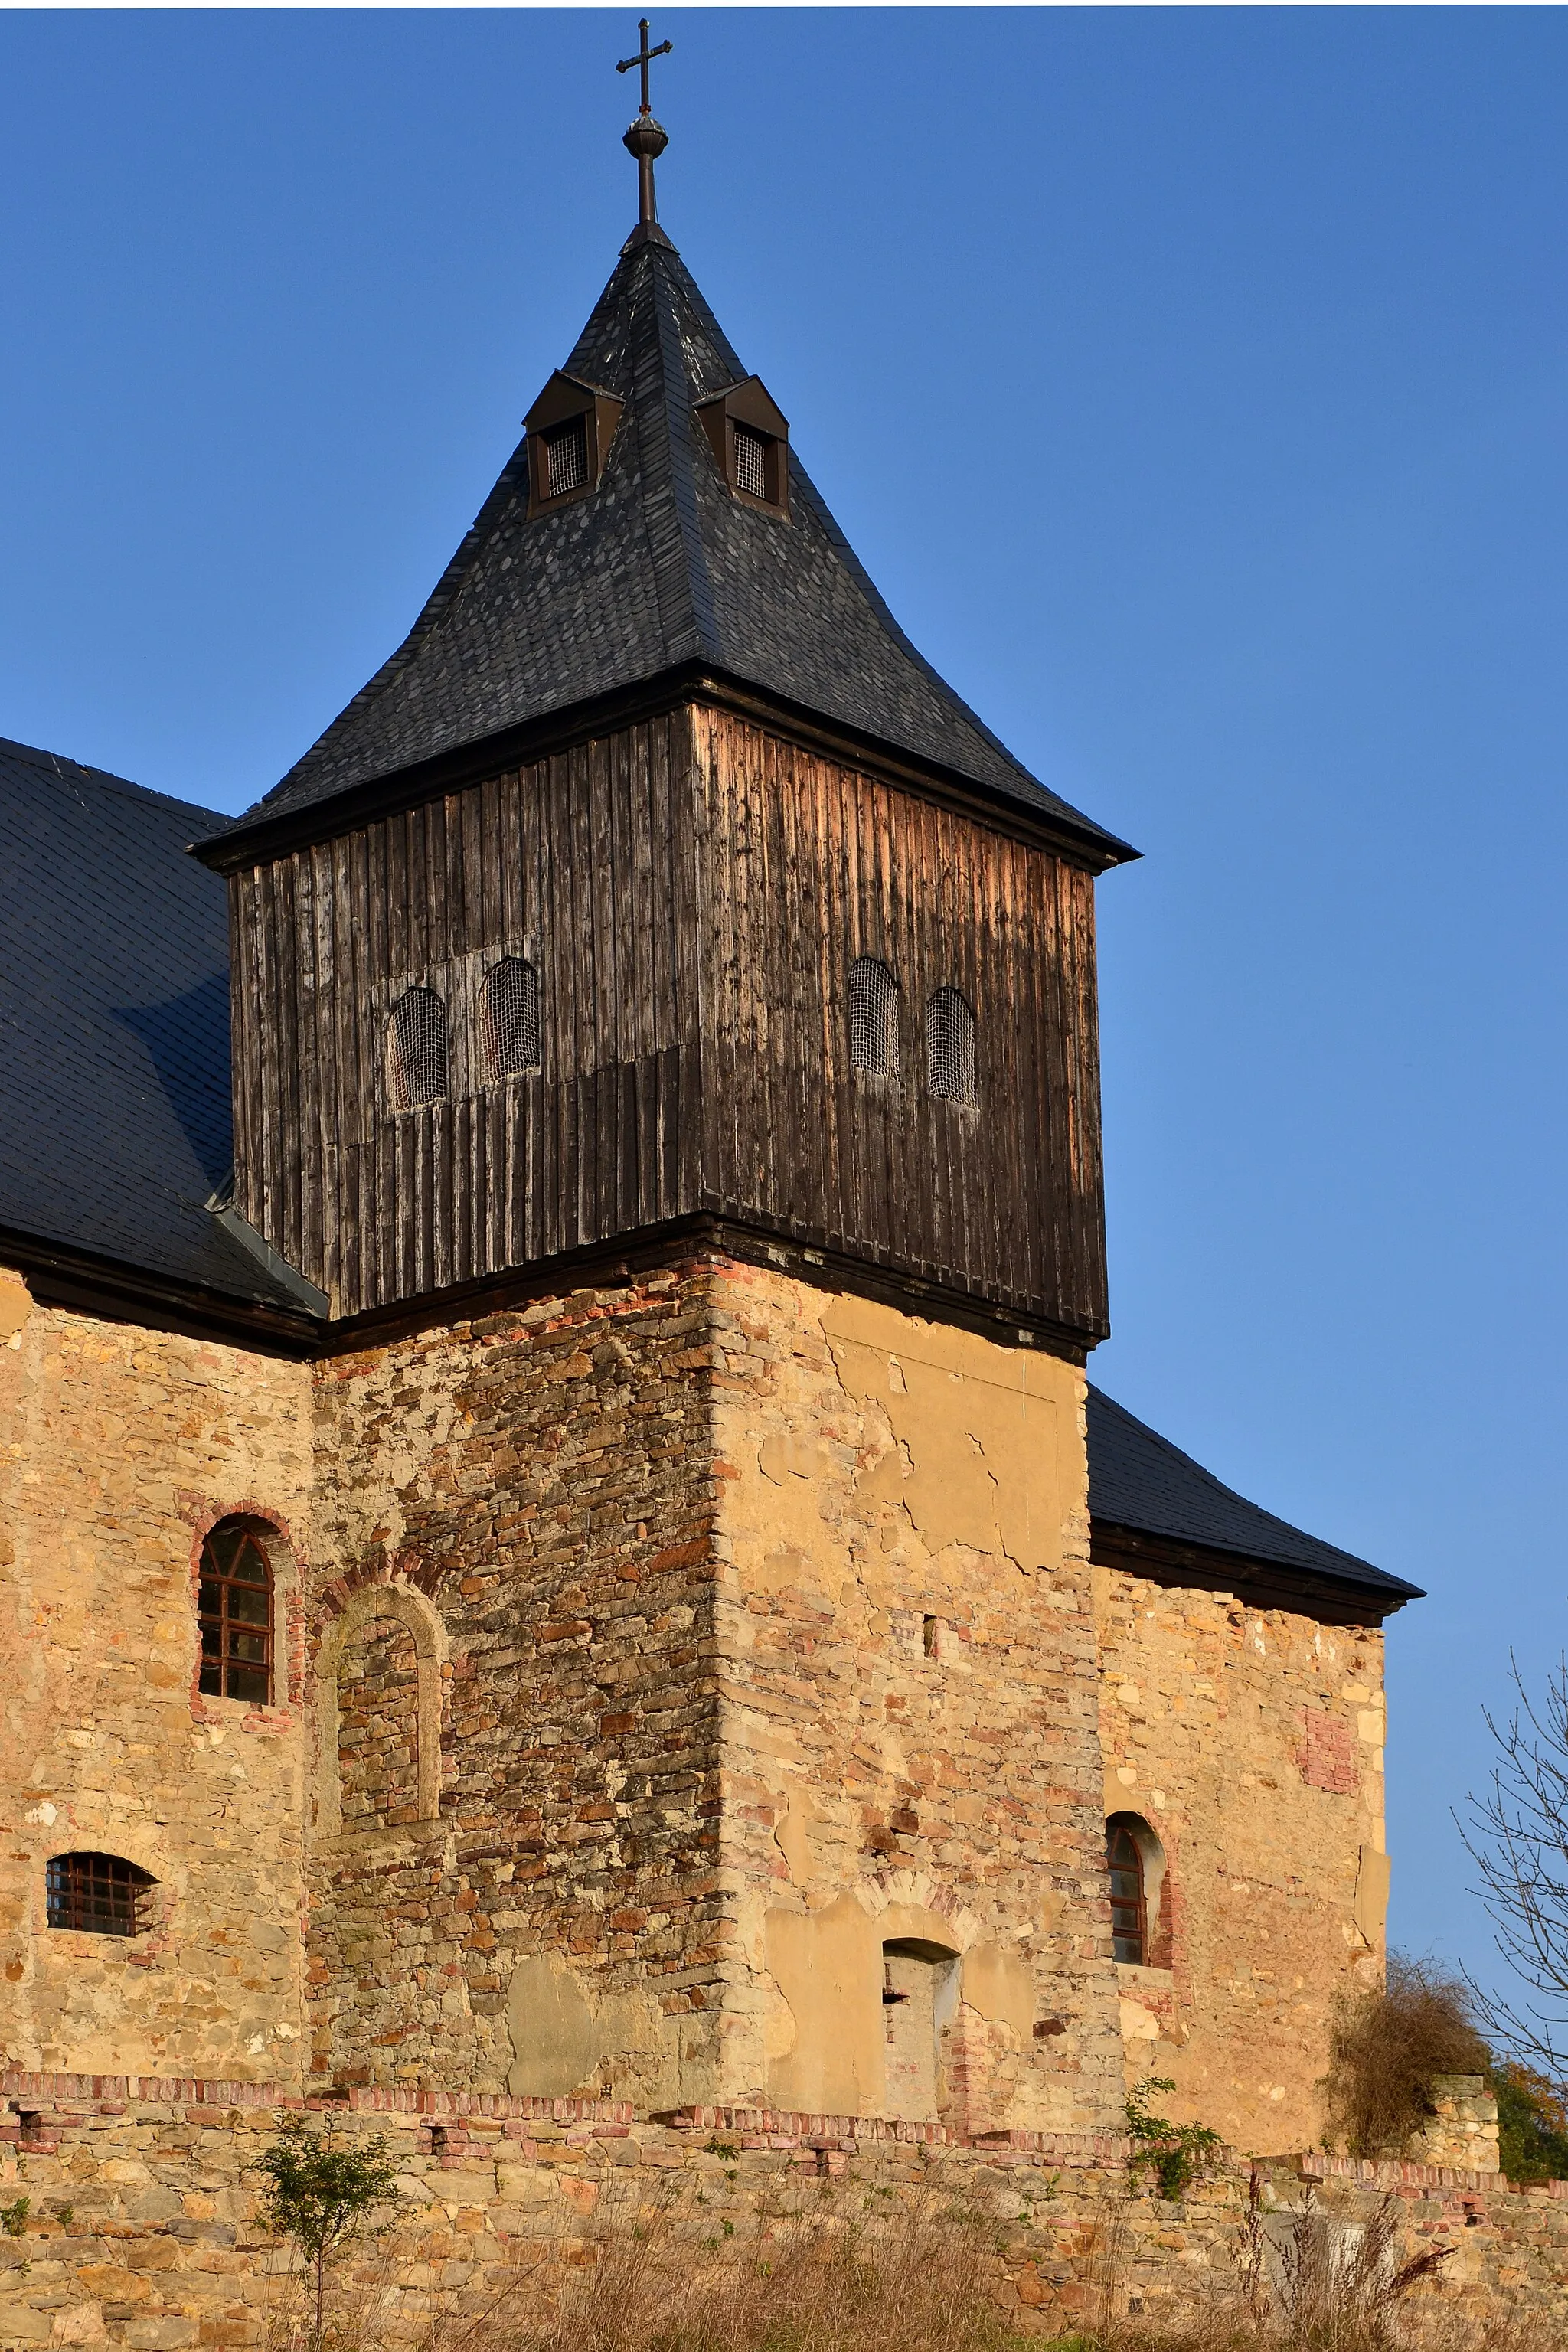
{"left": 0, "top": 1271, "right": 313, "bottom": 2088}
{"left": 3, "top": 2072, "right": 1566, "bottom": 2349}
{"left": 1096, "top": 1563, "right": 1389, "bottom": 2154}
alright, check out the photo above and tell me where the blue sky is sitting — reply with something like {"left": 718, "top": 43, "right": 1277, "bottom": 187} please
{"left": 2, "top": 7, "right": 1564, "bottom": 1998}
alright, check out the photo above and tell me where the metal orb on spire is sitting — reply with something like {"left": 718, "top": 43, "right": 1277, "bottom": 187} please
{"left": 616, "top": 18, "right": 674, "bottom": 227}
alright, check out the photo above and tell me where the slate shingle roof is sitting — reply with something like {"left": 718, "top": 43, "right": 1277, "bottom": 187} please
{"left": 1086, "top": 1383, "right": 1421, "bottom": 1612}
{"left": 215, "top": 228, "right": 1132, "bottom": 861}
{"left": 0, "top": 735, "right": 307, "bottom": 1313}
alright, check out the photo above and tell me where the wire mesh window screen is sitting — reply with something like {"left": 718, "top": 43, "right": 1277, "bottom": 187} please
{"left": 1106, "top": 1824, "right": 1146, "bottom": 1965}
{"left": 733, "top": 423, "right": 769, "bottom": 500}
{"left": 482, "top": 957, "right": 542, "bottom": 1080}
{"left": 848, "top": 957, "right": 897, "bottom": 1078}
{"left": 388, "top": 986, "right": 449, "bottom": 1110}
{"left": 198, "top": 1522, "right": 274, "bottom": 1704}
{"left": 926, "top": 986, "right": 977, "bottom": 1106}
{"left": 46, "top": 1851, "right": 155, "bottom": 1938}
{"left": 545, "top": 416, "right": 589, "bottom": 499}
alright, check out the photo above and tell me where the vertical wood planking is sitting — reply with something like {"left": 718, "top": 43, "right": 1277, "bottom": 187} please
{"left": 224, "top": 706, "right": 1107, "bottom": 1337}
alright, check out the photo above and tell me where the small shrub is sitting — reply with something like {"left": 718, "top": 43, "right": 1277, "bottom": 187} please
{"left": 254, "top": 2116, "right": 400, "bottom": 2352}
{"left": 1491, "top": 2060, "right": 1568, "bottom": 2185}
{"left": 1323, "top": 1954, "right": 1490, "bottom": 2159}
{"left": 1125, "top": 2076, "right": 1223, "bottom": 2200}
{"left": 0, "top": 2195, "right": 28, "bottom": 2237}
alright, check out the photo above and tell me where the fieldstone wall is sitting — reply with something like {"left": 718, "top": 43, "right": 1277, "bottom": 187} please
{"left": 3, "top": 2071, "right": 1566, "bottom": 2348}
{"left": 1096, "top": 1564, "right": 1389, "bottom": 2154}
{"left": 0, "top": 1272, "right": 313, "bottom": 2087}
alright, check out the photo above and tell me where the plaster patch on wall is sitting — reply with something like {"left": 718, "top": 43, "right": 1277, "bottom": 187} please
{"left": 505, "top": 1952, "right": 672, "bottom": 2101}
{"left": 1352, "top": 1846, "right": 1392, "bottom": 1947}
{"left": 0, "top": 1267, "right": 33, "bottom": 1344}
{"left": 822, "top": 1294, "right": 1076, "bottom": 1571}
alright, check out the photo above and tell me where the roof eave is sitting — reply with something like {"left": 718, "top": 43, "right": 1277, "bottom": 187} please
{"left": 192, "top": 664, "right": 1139, "bottom": 877}
{"left": 1090, "top": 1517, "right": 1423, "bottom": 1628}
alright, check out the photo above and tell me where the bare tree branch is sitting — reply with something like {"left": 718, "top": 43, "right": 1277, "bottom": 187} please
{"left": 1459, "top": 1651, "right": 1568, "bottom": 2076}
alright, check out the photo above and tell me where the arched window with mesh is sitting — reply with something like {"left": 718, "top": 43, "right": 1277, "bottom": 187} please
{"left": 481, "top": 957, "right": 542, "bottom": 1080}
{"left": 848, "top": 957, "right": 897, "bottom": 1079}
{"left": 198, "top": 1520, "right": 274, "bottom": 1704}
{"left": 926, "top": 986, "right": 977, "bottom": 1106}
{"left": 387, "top": 985, "right": 449, "bottom": 1111}
{"left": 46, "top": 1852, "right": 156, "bottom": 1937}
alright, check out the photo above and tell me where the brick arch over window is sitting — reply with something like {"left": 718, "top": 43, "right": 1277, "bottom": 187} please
{"left": 1106, "top": 1811, "right": 1171, "bottom": 1968}
{"left": 387, "top": 985, "right": 449, "bottom": 1111}
{"left": 316, "top": 1585, "right": 447, "bottom": 1840}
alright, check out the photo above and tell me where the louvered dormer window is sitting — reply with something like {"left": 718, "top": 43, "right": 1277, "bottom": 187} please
{"left": 524, "top": 371, "right": 624, "bottom": 515}
{"left": 696, "top": 376, "right": 790, "bottom": 514}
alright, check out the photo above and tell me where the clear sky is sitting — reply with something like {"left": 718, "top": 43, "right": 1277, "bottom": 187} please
{"left": 2, "top": 6, "right": 1564, "bottom": 2004}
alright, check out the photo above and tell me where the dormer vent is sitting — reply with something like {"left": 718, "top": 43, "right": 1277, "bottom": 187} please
{"left": 524, "top": 371, "right": 624, "bottom": 515}
{"left": 695, "top": 376, "right": 790, "bottom": 513}
{"left": 545, "top": 416, "right": 588, "bottom": 500}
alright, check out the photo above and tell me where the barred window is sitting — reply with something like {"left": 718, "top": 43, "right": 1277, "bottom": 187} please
{"left": 199, "top": 1521, "right": 274, "bottom": 1704}
{"left": 46, "top": 1852, "right": 155, "bottom": 1938}
{"left": 1107, "top": 1821, "right": 1146, "bottom": 1965}
{"left": 544, "top": 416, "right": 589, "bottom": 500}
{"left": 734, "top": 423, "right": 769, "bottom": 501}
{"left": 926, "top": 985, "right": 976, "bottom": 1106}
{"left": 388, "top": 986, "right": 449, "bottom": 1111}
{"left": 482, "top": 957, "right": 542, "bottom": 1080}
{"left": 848, "top": 957, "right": 897, "bottom": 1079}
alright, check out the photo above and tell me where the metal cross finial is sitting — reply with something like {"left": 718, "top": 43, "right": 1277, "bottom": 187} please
{"left": 616, "top": 18, "right": 674, "bottom": 228}
{"left": 616, "top": 18, "right": 672, "bottom": 116}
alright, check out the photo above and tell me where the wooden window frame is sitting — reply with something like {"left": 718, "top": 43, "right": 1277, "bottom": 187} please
{"left": 1107, "top": 1818, "right": 1148, "bottom": 1966}
{"left": 198, "top": 1519, "right": 275, "bottom": 1706}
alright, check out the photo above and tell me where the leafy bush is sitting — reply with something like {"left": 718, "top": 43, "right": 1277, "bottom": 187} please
{"left": 1322, "top": 1955, "right": 1490, "bottom": 2159}
{"left": 1125, "top": 2076, "right": 1223, "bottom": 2200}
{"left": 1491, "top": 2060, "right": 1568, "bottom": 2185}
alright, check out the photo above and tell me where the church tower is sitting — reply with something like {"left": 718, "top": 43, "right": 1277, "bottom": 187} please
{"left": 192, "top": 58, "right": 1138, "bottom": 2131}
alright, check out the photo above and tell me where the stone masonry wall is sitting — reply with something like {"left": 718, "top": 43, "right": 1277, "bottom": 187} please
{"left": 304, "top": 1261, "right": 729, "bottom": 2109}
{"left": 3, "top": 2071, "right": 1566, "bottom": 2349}
{"left": 703, "top": 1265, "right": 1125, "bottom": 2135}
{"left": 0, "top": 1268, "right": 314, "bottom": 2088}
{"left": 1096, "top": 1565, "right": 1389, "bottom": 2154}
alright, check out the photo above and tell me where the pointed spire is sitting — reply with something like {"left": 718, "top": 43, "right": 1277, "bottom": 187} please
{"left": 616, "top": 18, "right": 674, "bottom": 232}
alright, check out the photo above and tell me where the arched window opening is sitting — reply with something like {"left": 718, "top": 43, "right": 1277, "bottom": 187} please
{"left": 926, "top": 985, "right": 977, "bottom": 1107}
{"left": 1107, "top": 1821, "right": 1146, "bottom": 1964}
{"left": 481, "top": 957, "right": 542, "bottom": 1081}
{"left": 198, "top": 1520, "right": 274, "bottom": 1705}
{"left": 881, "top": 1936, "right": 961, "bottom": 2123}
{"left": 46, "top": 1852, "right": 155, "bottom": 1938}
{"left": 337, "top": 1615, "right": 422, "bottom": 1833}
{"left": 387, "top": 986, "right": 449, "bottom": 1111}
{"left": 848, "top": 957, "right": 898, "bottom": 1080}
{"left": 1107, "top": 1813, "right": 1168, "bottom": 1968}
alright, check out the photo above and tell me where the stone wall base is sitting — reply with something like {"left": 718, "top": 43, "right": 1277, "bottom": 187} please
{"left": 4, "top": 2070, "right": 1567, "bottom": 2346}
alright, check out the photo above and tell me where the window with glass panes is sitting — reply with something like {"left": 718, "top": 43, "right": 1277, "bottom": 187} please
{"left": 198, "top": 1523, "right": 273, "bottom": 1703}
{"left": 1107, "top": 1821, "right": 1146, "bottom": 1964}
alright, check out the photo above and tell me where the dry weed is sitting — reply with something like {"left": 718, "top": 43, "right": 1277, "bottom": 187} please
{"left": 422, "top": 2181, "right": 1014, "bottom": 2352}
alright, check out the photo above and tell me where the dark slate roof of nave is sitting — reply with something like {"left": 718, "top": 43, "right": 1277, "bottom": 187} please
{"left": 217, "top": 228, "right": 1131, "bottom": 860}
{"left": 1086, "top": 1383, "right": 1423, "bottom": 1609}
{"left": 0, "top": 735, "right": 303, "bottom": 1310}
